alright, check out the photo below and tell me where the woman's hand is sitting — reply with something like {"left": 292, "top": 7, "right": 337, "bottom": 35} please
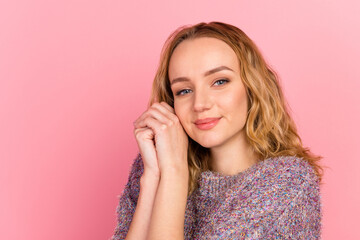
{"left": 133, "top": 101, "right": 189, "bottom": 175}
{"left": 133, "top": 113, "right": 160, "bottom": 179}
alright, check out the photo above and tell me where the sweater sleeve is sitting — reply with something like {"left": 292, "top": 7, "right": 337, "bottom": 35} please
{"left": 110, "top": 152, "right": 144, "bottom": 240}
{"left": 268, "top": 180, "right": 323, "bottom": 239}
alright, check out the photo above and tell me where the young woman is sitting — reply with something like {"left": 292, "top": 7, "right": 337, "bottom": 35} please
{"left": 110, "top": 21, "right": 324, "bottom": 240}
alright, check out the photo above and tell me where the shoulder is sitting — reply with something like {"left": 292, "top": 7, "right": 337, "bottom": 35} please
{"left": 198, "top": 156, "right": 322, "bottom": 238}
{"left": 128, "top": 152, "right": 144, "bottom": 182}
{"left": 232, "top": 155, "right": 321, "bottom": 212}
{"left": 131, "top": 152, "right": 144, "bottom": 172}
{"left": 263, "top": 156, "right": 322, "bottom": 238}
{"left": 122, "top": 152, "right": 144, "bottom": 201}
{"left": 256, "top": 155, "right": 320, "bottom": 189}
{"left": 248, "top": 155, "right": 322, "bottom": 216}
{"left": 244, "top": 156, "right": 321, "bottom": 218}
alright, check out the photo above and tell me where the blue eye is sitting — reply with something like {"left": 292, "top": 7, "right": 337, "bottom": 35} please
{"left": 174, "top": 79, "right": 229, "bottom": 96}
{"left": 175, "top": 89, "right": 192, "bottom": 96}
{"left": 214, "top": 79, "right": 229, "bottom": 86}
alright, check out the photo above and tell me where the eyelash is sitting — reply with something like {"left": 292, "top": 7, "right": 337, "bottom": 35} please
{"left": 175, "top": 78, "right": 229, "bottom": 96}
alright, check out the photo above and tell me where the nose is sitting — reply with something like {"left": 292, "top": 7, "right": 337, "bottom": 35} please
{"left": 193, "top": 88, "right": 212, "bottom": 112}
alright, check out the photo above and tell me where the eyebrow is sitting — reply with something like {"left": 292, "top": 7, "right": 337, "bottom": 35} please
{"left": 170, "top": 65, "right": 234, "bottom": 86}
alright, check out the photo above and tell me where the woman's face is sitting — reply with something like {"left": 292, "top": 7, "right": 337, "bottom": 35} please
{"left": 168, "top": 37, "right": 249, "bottom": 149}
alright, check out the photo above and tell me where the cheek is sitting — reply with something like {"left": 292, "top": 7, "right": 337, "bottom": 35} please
{"left": 222, "top": 85, "right": 248, "bottom": 117}
{"left": 174, "top": 102, "right": 187, "bottom": 123}
{"left": 174, "top": 102, "right": 192, "bottom": 132}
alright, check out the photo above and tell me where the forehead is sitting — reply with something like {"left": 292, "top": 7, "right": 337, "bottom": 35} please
{"left": 168, "top": 37, "right": 239, "bottom": 79}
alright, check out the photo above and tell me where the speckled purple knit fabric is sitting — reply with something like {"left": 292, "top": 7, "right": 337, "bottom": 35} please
{"left": 110, "top": 153, "right": 322, "bottom": 239}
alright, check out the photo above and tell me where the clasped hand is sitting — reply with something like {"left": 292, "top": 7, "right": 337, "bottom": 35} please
{"left": 133, "top": 101, "right": 189, "bottom": 177}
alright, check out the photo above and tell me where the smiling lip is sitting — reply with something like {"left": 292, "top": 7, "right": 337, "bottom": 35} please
{"left": 194, "top": 117, "right": 221, "bottom": 130}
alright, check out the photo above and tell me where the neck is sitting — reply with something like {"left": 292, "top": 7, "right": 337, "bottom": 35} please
{"left": 209, "top": 132, "right": 259, "bottom": 176}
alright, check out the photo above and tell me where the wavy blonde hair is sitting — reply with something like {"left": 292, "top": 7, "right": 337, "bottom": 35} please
{"left": 148, "top": 21, "right": 325, "bottom": 196}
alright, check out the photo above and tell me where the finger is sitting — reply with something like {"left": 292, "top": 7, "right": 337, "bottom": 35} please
{"left": 134, "top": 126, "right": 152, "bottom": 135}
{"left": 135, "top": 115, "right": 166, "bottom": 134}
{"left": 151, "top": 102, "right": 178, "bottom": 123}
{"left": 134, "top": 127, "right": 155, "bottom": 140}
{"left": 134, "top": 106, "right": 172, "bottom": 128}
{"left": 159, "top": 101, "right": 175, "bottom": 114}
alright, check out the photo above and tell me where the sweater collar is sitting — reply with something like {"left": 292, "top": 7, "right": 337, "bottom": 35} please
{"left": 197, "top": 157, "right": 273, "bottom": 198}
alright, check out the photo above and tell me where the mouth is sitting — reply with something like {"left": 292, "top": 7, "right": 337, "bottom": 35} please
{"left": 194, "top": 117, "right": 221, "bottom": 124}
{"left": 194, "top": 117, "right": 222, "bottom": 130}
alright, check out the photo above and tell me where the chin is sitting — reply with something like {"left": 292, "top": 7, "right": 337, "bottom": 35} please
{"left": 190, "top": 134, "right": 224, "bottom": 149}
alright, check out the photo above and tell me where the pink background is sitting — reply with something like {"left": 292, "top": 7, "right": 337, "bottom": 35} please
{"left": 1, "top": 0, "right": 359, "bottom": 239}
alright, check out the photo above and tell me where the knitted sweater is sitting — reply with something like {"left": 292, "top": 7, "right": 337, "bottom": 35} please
{"left": 110, "top": 153, "right": 322, "bottom": 239}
